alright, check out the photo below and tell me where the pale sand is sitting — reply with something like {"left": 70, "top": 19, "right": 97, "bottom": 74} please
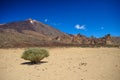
{"left": 0, "top": 48, "right": 120, "bottom": 80}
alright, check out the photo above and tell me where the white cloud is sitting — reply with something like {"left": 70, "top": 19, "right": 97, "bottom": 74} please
{"left": 75, "top": 24, "right": 86, "bottom": 30}
{"left": 101, "top": 27, "right": 104, "bottom": 30}
{"left": 51, "top": 23, "right": 61, "bottom": 26}
{"left": 44, "top": 19, "right": 48, "bottom": 22}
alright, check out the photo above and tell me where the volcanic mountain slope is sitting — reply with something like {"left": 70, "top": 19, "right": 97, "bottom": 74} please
{"left": 0, "top": 18, "right": 119, "bottom": 48}
{"left": 0, "top": 19, "right": 71, "bottom": 48}
{"left": 0, "top": 18, "right": 68, "bottom": 37}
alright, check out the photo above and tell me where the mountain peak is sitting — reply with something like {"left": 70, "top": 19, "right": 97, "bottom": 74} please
{"left": 0, "top": 18, "right": 66, "bottom": 37}
{"left": 26, "top": 18, "right": 37, "bottom": 24}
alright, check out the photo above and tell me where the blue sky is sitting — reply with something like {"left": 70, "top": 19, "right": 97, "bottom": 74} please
{"left": 0, "top": 0, "right": 120, "bottom": 37}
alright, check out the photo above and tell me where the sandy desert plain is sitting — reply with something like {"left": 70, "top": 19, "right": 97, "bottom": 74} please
{"left": 0, "top": 47, "right": 120, "bottom": 80}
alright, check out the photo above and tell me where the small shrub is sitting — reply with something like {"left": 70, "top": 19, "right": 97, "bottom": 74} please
{"left": 21, "top": 48, "right": 49, "bottom": 63}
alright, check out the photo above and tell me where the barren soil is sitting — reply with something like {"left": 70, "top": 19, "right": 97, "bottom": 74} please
{"left": 0, "top": 48, "right": 120, "bottom": 80}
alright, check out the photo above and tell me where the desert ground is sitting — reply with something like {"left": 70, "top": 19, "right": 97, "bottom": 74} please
{"left": 0, "top": 47, "right": 120, "bottom": 80}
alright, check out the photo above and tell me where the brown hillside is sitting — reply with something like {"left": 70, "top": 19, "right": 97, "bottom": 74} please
{"left": 0, "top": 19, "right": 119, "bottom": 48}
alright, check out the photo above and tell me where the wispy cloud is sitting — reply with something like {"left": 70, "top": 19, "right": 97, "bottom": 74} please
{"left": 44, "top": 18, "right": 61, "bottom": 26}
{"left": 44, "top": 19, "right": 48, "bottom": 22}
{"left": 51, "top": 23, "right": 61, "bottom": 26}
{"left": 75, "top": 24, "right": 86, "bottom": 30}
{"left": 101, "top": 27, "right": 104, "bottom": 30}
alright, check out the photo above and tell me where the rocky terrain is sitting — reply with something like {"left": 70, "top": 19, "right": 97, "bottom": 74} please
{"left": 0, "top": 18, "right": 119, "bottom": 48}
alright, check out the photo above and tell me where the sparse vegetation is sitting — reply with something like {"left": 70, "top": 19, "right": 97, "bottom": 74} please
{"left": 21, "top": 48, "right": 49, "bottom": 63}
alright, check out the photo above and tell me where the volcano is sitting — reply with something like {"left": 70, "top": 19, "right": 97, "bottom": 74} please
{"left": 0, "top": 18, "right": 72, "bottom": 48}
{"left": 0, "top": 18, "right": 119, "bottom": 48}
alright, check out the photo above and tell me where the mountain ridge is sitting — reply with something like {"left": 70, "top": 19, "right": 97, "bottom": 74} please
{"left": 0, "top": 19, "right": 120, "bottom": 48}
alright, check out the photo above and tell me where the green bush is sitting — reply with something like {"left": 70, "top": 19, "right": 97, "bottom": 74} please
{"left": 21, "top": 48, "right": 49, "bottom": 63}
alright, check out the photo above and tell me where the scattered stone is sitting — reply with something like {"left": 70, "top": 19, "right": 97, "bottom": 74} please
{"left": 80, "top": 62, "right": 87, "bottom": 66}
{"left": 42, "top": 69, "right": 45, "bottom": 71}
